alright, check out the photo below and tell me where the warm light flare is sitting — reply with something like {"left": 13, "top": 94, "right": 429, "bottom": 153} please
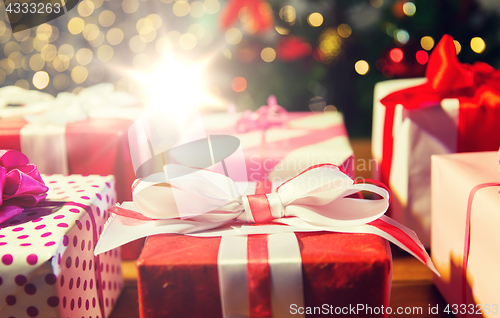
{"left": 128, "top": 53, "right": 218, "bottom": 121}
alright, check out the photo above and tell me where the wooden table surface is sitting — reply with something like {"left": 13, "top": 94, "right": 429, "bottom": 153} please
{"left": 109, "top": 139, "right": 455, "bottom": 318}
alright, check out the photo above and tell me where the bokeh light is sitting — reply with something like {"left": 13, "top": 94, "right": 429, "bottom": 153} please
{"left": 402, "top": 2, "right": 416, "bottom": 16}
{"left": 122, "top": 0, "right": 139, "bottom": 14}
{"left": 40, "top": 44, "right": 57, "bottom": 61}
{"left": 420, "top": 36, "right": 434, "bottom": 51}
{"left": 15, "top": 79, "right": 30, "bottom": 90}
{"left": 307, "top": 13, "right": 323, "bottom": 27}
{"left": 279, "top": 6, "right": 296, "bottom": 23}
{"left": 415, "top": 50, "right": 429, "bottom": 65}
{"left": 470, "top": 37, "right": 485, "bottom": 53}
{"left": 76, "top": 48, "right": 93, "bottom": 65}
{"left": 78, "top": 0, "right": 95, "bottom": 17}
{"left": 454, "top": 40, "right": 461, "bottom": 54}
{"left": 97, "top": 45, "right": 114, "bottom": 62}
{"left": 337, "top": 24, "right": 352, "bottom": 38}
{"left": 36, "top": 24, "right": 52, "bottom": 41}
{"left": 20, "top": 38, "right": 35, "bottom": 54}
{"left": 53, "top": 73, "right": 70, "bottom": 90}
{"left": 99, "top": 10, "right": 116, "bottom": 27}
{"left": 232, "top": 77, "right": 247, "bottom": 92}
{"left": 59, "top": 44, "right": 75, "bottom": 59}
{"left": 129, "top": 35, "right": 146, "bottom": 53}
{"left": 147, "top": 14, "right": 163, "bottom": 29}
{"left": 29, "top": 54, "right": 45, "bottom": 71}
{"left": 107, "top": 28, "right": 124, "bottom": 45}
{"left": 52, "top": 55, "right": 70, "bottom": 72}
{"left": 71, "top": 66, "right": 88, "bottom": 84}
{"left": 204, "top": 0, "right": 220, "bottom": 14}
{"left": 83, "top": 24, "right": 100, "bottom": 42}
{"left": 354, "top": 60, "right": 369, "bottom": 75}
{"left": 225, "top": 28, "right": 242, "bottom": 45}
{"left": 68, "top": 18, "right": 85, "bottom": 35}
{"left": 261, "top": 47, "right": 276, "bottom": 62}
{"left": 4, "top": 42, "right": 20, "bottom": 56}
{"left": 275, "top": 26, "right": 290, "bottom": 35}
{"left": 33, "top": 71, "right": 49, "bottom": 89}
{"left": 394, "top": 29, "right": 409, "bottom": 44}
{"left": 13, "top": 28, "right": 30, "bottom": 42}
{"left": 390, "top": 48, "right": 404, "bottom": 63}
{"left": 188, "top": 24, "right": 205, "bottom": 40}
{"left": 173, "top": 1, "right": 190, "bottom": 16}
{"left": 309, "top": 96, "right": 326, "bottom": 112}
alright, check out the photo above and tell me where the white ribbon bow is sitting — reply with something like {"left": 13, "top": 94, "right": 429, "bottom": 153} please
{"left": 128, "top": 164, "right": 388, "bottom": 225}
{"left": 0, "top": 84, "right": 140, "bottom": 124}
{"left": 95, "top": 163, "right": 439, "bottom": 275}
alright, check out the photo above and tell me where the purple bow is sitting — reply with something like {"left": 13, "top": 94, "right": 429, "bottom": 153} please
{"left": 0, "top": 150, "right": 48, "bottom": 224}
{"left": 235, "top": 95, "right": 288, "bottom": 133}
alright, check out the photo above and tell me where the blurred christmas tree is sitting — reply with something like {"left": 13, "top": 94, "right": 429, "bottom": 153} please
{"left": 1, "top": 0, "right": 500, "bottom": 136}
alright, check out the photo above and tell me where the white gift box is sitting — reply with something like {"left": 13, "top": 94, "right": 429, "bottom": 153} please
{"left": 372, "top": 78, "right": 460, "bottom": 247}
{"left": 431, "top": 152, "right": 500, "bottom": 317}
{"left": 0, "top": 175, "right": 123, "bottom": 318}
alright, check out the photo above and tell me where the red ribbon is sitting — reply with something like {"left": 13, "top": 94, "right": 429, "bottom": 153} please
{"left": 379, "top": 34, "right": 500, "bottom": 187}
{"left": 247, "top": 194, "right": 274, "bottom": 223}
{"left": 219, "top": 0, "right": 273, "bottom": 33}
{"left": 246, "top": 180, "right": 273, "bottom": 318}
{"left": 462, "top": 182, "right": 500, "bottom": 308}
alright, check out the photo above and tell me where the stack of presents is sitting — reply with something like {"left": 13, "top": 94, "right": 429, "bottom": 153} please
{"left": 0, "top": 34, "right": 498, "bottom": 317}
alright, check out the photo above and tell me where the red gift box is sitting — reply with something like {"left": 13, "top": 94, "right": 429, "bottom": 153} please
{"left": 0, "top": 117, "right": 144, "bottom": 259}
{"left": 136, "top": 232, "right": 392, "bottom": 318}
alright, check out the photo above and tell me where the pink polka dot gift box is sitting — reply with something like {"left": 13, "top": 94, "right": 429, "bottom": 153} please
{"left": 0, "top": 173, "right": 123, "bottom": 318}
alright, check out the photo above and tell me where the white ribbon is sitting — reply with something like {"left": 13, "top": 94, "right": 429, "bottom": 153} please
{"left": 0, "top": 84, "right": 141, "bottom": 174}
{"left": 218, "top": 233, "right": 304, "bottom": 318}
{"left": 121, "top": 164, "right": 388, "bottom": 225}
{"left": 0, "top": 86, "right": 54, "bottom": 117}
{"left": 95, "top": 164, "right": 437, "bottom": 276}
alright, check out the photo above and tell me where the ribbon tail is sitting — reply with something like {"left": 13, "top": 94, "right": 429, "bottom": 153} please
{"left": 95, "top": 213, "right": 234, "bottom": 255}
{"left": 368, "top": 215, "right": 439, "bottom": 276}
{"left": 95, "top": 214, "right": 153, "bottom": 255}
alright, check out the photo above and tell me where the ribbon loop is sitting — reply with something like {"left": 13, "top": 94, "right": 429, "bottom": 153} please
{"left": 235, "top": 96, "right": 288, "bottom": 133}
{"left": 0, "top": 150, "right": 48, "bottom": 224}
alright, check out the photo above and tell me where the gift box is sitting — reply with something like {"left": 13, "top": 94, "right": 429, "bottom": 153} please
{"left": 137, "top": 232, "right": 392, "bottom": 318}
{"left": 0, "top": 116, "right": 136, "bottom": 204}
{"left": 202, "top": 106, "right": 354, "bottom": 182}
{"left": 0, "top": 85, "right": 144, "bottom": 259}
{"left": 431, "top": 151, "right": 500, "bottom": 317}
{"left": 96, "top": 153, "right": 435, "bottom": 318}
{"left": 372, "top": 35, "right": 500, "bottom": 247}
{"left": 0, "top": 173, "right": 123, "bottom": 318}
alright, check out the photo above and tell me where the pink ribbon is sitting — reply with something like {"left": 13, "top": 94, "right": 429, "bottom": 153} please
{"left": 0, "top": 150, "right": 48, "bottom": 224}
{"left": 235, "top": 96, "right": 288, "bottom": 133}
